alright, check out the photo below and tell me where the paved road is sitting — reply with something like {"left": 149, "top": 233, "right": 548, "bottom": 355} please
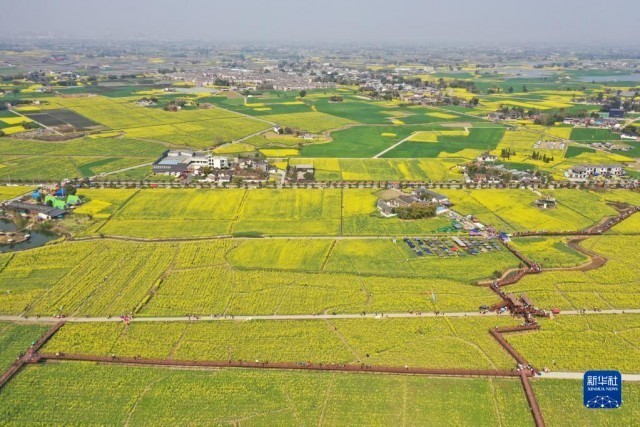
{"left": 0, "top": 311, "right": 497, "bottom": 323}
{"left": 372, "top": 134, "right": 415, "bottom": 158}
{"left": 538, "top": 372, "right": 640, "bottom": 382}
{"left": 96, "top": 162, "right": 154, "bottom": 178}
{"left": 554, "top": 309, "right": 640, "bottom": 316}
{"left": 3, "top": 309, "right": 639, "bottom": 324}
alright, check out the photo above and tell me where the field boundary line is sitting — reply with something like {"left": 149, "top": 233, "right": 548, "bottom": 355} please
{"left": 124, "top": 376, "right": 167, "bottom": 427}
{"left": 98, "top": 161, "right": 154, "bottom": 178}
{"left": 487, "top": 378, "right": 504, "bottom": 427}
{"left": 317, "top": 376, "right": 335, "bottom": 427}
{"left": 371, "top": 133, "right": 415, "bottom": 159}
{"left": 94, "top": 188, "right": 142, "bottom": 233}
{"left": 167, "top": 323, "right": 191, "bottom": 360}
{"left": 67, "top": 156, "right": 85, "bottom": 177}
{"left": 228, "top": 189, "right": 249, "bottom": 234}
{"left": 323, "top": 319, "right": 362, "bottom": 363}
{"left": 319, "top": 240, "right": 337, "bottom": 273}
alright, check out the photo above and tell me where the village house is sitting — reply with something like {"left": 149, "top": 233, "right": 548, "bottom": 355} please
{"left": 152, "top": 150, "right": 195, "bottom": 174}
{"left": 413, "top": 188, "right": 450, "bottom": 206}
{"left": 152, "top": 150, "right": 236, "bottom": 179}
{"left": 564, "top": 164, "right": 625, "bottom": 180}
{"left": 377, "top": 188, "right": 451, "bottom": 218}
{"left": 476, "top": 152, "right": 497, "bottom": 163}
{"left": 135, "top": 99, "right": 156, "bottom": 107}
{"left": 232, "top": 158, "right": 270, "bottom": 181}
{"left": 5, "top": 201, "right": 68, "bottom": 220}
{"left": 376, "top": 195, "right": 417, "bottom": 218}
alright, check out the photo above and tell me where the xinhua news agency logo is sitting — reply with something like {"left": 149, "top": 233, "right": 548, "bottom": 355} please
{"left": 584, "top": 370, "right": 622, "bottom": 409}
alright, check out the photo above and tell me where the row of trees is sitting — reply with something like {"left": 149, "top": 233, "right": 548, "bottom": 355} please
{"left": 500, "top": 148, "right": 516, "bottom": 159}
{"left": 531, "top": 151, "right": 555, "bottom": 163}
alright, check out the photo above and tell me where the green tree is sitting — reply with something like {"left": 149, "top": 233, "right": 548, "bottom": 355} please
{"left": 64, "top": 183, "right": 77, "bottom": 196}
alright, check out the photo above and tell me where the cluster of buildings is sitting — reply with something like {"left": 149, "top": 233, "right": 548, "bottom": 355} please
{"left": 5, "top": 186, "right": 82, "bottom": 220}
{"left": 152, "top": 150, "right": 270, "bottom": 183}
{"left": 462, "top": 160, "right": 547, "bottom": 185}
{"left": 376, "top": 188, "right": 451, "bottom": 218}
{"left": 591, "top": 141, "right": 634, "bottom": 151}
{"left": 167, "top": 67, "right": 337, "bottom": 91}
{"left": 564, "top": 165, "right": 625, "bottom": 181}
{"left": 562, "top": 116, "right": 621, "bottom": 128}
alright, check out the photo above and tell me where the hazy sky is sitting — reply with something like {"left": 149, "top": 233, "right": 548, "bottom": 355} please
{"left": 1, "top": 0, "right": 638, "bottom": 45}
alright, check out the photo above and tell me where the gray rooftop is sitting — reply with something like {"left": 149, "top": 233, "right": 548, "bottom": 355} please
{"left": 158, "top": 156, "right": 191, "bottom": 166}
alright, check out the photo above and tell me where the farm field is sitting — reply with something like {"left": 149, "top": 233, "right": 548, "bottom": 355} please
{"left": 506, "top": 236, "right": 640, "bottom": 311}
{"left": 0, "top": 185, "right": 32, "bottom": 201}
{"left": 608, "top": 212, "right": 640, "bottom": 234}
{"left": 301, "top": 125, "right": 416, "bottom": 158}
{"left": 261, "top": 111, "right": 354, "bottom": 133}
{"left": 311, "top": 96, "right": 401, "bottom": 124}
{"left": 0, "top": 137, "right": 162, "bottom": 180}
{"left": 510, "top": 237, "right": 589, "bottom": 268}
{"left": 149, "top": 270, "right": 494, "bottom": 315}
{"left": 0, "top": 236, "right": 507, "bottom": 316}
{"left": 0, "top": 363, "right": 530, "bottom": 427}
{"left": 0, "top": 240, "right": 174, "bottom": 316}
{"left": 227, "top": 239, "right": 332, "bottom": 272}
{"left": 324, "top": 239, "right": 518, "bottom": 281}
{"left": 0, "top": 137, "right": 165, "bottom": 158}
{"left": 142, "top": 267, "right": 500, "bottom": 316}
{"left": 50, "top": 95, "right": 272, "bottom": 147}
{"left": 534, "top": 379, "right": 640, "bottom": 427}
{"left": 43, "top": 317, "right": 519, "bottom": 369}
{"left": 441, "top": 189, "right": 619, "bottom": 233}
{"left": 570, "top": 127, "right": 621, "bottom": 142}
{"left": 232, "top": 188, "right": 343, "bottom": 236}
{"left": 100, "top": 188, "right": 245, "bottom": 237}
{"left": 0, "top": 322, "right": 49, "bottom": 371}
{"left": 92, "top": 188, "right": 348, "bottom": 238}
{"left": 72, "top": 188, "right": 139, "bottom": 219}
{"left": 291, "top": 158, "right": 461, "bottom": 181}
{"left": 507, "top": 314, "right": 640, "bottom": 373}
{"left": 382, "top": 127, "right": 505, "bottom": 159}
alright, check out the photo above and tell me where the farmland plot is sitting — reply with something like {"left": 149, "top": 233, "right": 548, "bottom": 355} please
{"left": 142, "top": 267, "right": 499, "bottom": 316}
{"left": 44, "top": 316, "right": 518, "bottom": 369}
{"left": 534, "top": 379, "right": 640, "bottom": 427}
{"left": 506, "top": 236, "right": 640, "bottom": 310}
{"left": 23, "top": 241, "right": 175, "bottom": 316}
{"left": 233, "top": 189, "right": 342, "bottom": 235}
{"left": 507, "top": 314, "right": 640, "bottom": 373}
{"left": 0, "top": 322, "right": 49, "bottom": 371}
{"left": 0, "top": 363, "right": 530, "bottom": 427}
{"left": 101, "top": 188, "right": 245, "bottom": 237}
